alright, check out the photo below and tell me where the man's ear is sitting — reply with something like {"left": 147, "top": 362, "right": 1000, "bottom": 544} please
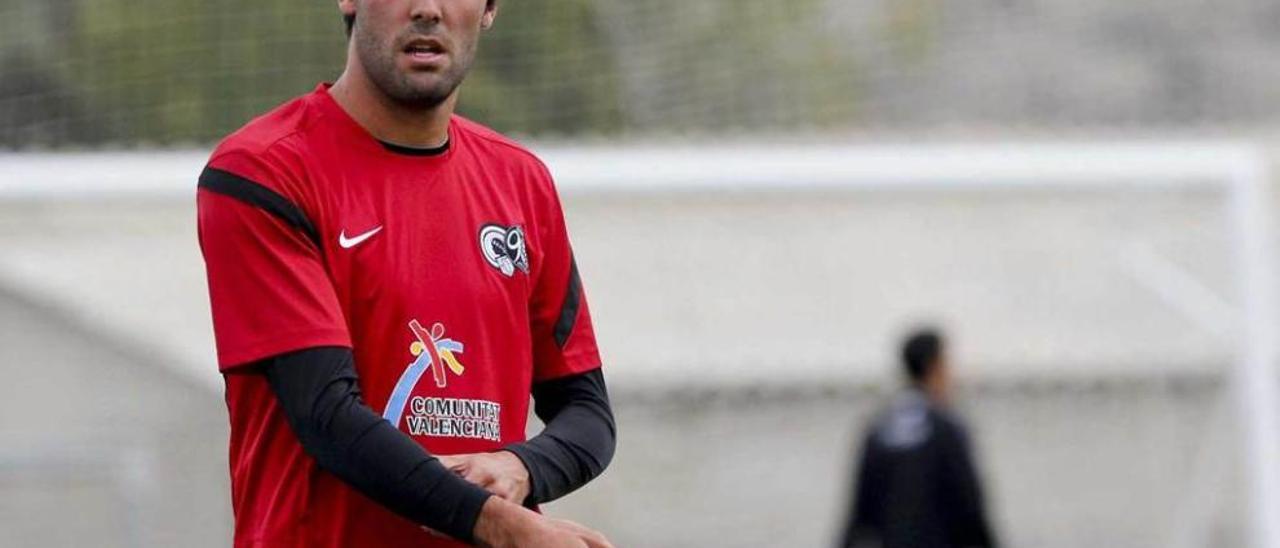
{"left": 338, "top": 0, "right": 356, "bottom": 19}
{"left": 481, "top": 0, "right": 498, "bottom": 30}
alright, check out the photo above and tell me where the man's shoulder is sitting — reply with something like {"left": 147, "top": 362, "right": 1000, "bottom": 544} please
{"left": 452, "top": 115, "right": 549, "bottom": 174}
{"left": 207, "top": 92, "right": 319, "bottom": 175}
{"left": 926, "top": 405, "right": 971, "bottom": 445}
{"left": 200, "top": 91, "right": 333, "bottom": 200}
{"left": 868, "top": 391, "right": 935, "bottom": 450}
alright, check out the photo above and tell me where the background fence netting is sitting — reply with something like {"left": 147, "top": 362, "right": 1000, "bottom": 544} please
{"left": 6, "top": 0, "right": 1280, "bottom": 148}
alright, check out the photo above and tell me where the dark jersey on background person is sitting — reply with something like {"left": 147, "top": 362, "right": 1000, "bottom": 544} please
{"left": 840, "top": 390, "right": 997, "bottom": 548}
{"left": 197, "top": 83, "right": 610, "bottom": 547}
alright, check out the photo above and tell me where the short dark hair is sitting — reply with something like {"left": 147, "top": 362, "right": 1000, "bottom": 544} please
{"left": 901, "top": 328, "right": 944, "bottom": 383}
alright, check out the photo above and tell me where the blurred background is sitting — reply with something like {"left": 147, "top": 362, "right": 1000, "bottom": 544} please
{"left": 3, "top": 0, "right": 1280, "bottom": 547}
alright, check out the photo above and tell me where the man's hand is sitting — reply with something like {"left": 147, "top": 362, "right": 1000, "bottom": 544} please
{"left": 473, "top": 496, "right": 613, "bottom": 548}
{"left": 439, "top": 451, "right": 531, "bottom": 504}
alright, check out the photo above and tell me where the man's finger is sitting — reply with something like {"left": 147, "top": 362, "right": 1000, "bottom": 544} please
{"left": 437, "top": 455, "right": 466, "bottom": 471}
{"left": 553, "top": 520, "right": 614, "bottom": 548}
{"left": 573, "top": 526, "right": 613, "bottom": 548}
{"left": 488, "top": 481, "right": 519, "bottom": 502}
{"left": 581, "top": 533, "right": 614, "bottom": 548}
{"left": 461, "top": 468, "right": 491, "bottom": 485}
{"left": 419, "top": 526, "right": 448, "bottom": 538}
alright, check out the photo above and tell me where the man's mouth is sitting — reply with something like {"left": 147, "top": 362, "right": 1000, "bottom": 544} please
{"left": 402, "top": 38, "right": 447, "bottom": 65}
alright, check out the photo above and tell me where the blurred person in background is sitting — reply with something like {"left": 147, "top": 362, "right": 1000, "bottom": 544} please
{"left": 838, "top": 328, "right": 997, "bottom": 548}
{"left": 195, "top": 0, "right": 615, "bottom": 547}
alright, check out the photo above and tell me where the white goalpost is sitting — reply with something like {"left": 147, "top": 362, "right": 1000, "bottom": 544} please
{"left": 1224, "top": 147, "right": 1280, "bottom": 548}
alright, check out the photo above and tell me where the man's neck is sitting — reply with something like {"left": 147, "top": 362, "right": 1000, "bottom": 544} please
{"left": 920, "top": 380, "right": 948, "bottom": 406}
{"left": 329, "top": 68, "right": 455, "bottom": 149}
{"left": 902, "top": 382, "right": 943, "bottom": 406}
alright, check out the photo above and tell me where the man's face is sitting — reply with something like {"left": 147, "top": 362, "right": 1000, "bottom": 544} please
{"left": 931, "top": 350, "right": 952, "bottom": 400}
{"left": 343, "top": 0, "right": 495, "bottom": 108}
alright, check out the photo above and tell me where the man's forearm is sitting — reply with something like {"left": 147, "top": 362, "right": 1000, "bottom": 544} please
{"left": 505, "top": 368, "right": 616, "bottom": 505}
{"left": 262, "top": 346, "right": 492, "bottom": 543}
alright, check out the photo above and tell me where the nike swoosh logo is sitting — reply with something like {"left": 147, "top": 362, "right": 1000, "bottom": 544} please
{"left": 339, "top": 226, "right": 383, "bottom": 249}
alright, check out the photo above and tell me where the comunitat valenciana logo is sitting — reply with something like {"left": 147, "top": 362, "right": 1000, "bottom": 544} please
{"left": 380, "top": 320, "right": 502, "bottom": 441}
{"left": 382, "top": 320, "right": 465, "bottom": 424}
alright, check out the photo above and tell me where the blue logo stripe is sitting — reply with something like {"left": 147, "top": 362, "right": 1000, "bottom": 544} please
{"left": 382, "top": 351, "right": 433, "bottom": 426}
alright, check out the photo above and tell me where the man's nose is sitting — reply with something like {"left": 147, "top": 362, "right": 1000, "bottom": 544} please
{"left": 408, "top": 0, "right": 443, "bottom": 25}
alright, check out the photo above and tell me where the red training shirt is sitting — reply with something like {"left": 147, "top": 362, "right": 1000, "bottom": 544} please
{"left": 196, "top": 84, "right": 601, "bottom": 548}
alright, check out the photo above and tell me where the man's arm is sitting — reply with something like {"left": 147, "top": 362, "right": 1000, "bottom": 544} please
{"left": 939, "top": 421, "right": 998, "bottom": 548}
{"left": 439, "top": 368, "right": 616, "bottom": 506}
{"left": 505, "top": 368, "right": 616, "bottom": 505}
{"left": 261, "top": 346, "right": 611, "bottom": 547}
{"left": 839, "top": 432, "right": 881, "bottom": 548}
{"left": 451, "top": 162, "right": 615, "bottom": 507}
{"left": 262, "top": 346, "right": 491, "bottom": 541}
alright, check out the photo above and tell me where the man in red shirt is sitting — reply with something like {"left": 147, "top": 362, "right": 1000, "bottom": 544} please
{"left": 196, "top": 1, "right": 616, "bottom": 546}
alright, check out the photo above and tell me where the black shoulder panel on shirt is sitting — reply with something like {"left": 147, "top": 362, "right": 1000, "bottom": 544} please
{"left": 198, "top": 166, "right": 322, "bottom": 250}
{"left": 553, "top": 256, "right": 582, "bottom": 348}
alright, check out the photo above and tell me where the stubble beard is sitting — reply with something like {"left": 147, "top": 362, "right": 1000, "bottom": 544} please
{"left": 354, "top": 28, "right": 472, "bottom": 110}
